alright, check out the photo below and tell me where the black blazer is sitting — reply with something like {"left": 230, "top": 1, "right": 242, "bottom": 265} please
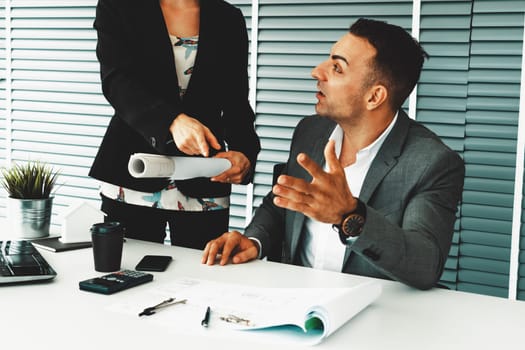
{"left": 89, "top": 0, "right": 260, "bottom": 197}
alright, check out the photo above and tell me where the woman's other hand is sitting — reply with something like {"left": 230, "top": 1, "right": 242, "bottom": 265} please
{"left": 211, "top": 151, "right": 250, "bottom": 184}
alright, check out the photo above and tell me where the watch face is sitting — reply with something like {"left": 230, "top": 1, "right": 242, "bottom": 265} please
{"left": 342, "top": 213, "right": 365, "bottom": 237}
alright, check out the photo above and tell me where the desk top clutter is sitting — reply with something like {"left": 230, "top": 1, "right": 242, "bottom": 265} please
{"left": 2, "top": 238, "right": 525, "bottom": 350}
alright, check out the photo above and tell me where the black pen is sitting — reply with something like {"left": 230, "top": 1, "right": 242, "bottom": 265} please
{"left": 201, "top": 306, "right": 211, "bottom": 328}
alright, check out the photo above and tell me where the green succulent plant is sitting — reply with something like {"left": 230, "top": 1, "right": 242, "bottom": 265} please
{"left": 1, "top": 161, "right": 60, "bottom": 199}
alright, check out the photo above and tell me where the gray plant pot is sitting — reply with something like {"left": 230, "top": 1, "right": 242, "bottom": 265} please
{"left": 7, "top": 197, "right": 53, "bottom": 239}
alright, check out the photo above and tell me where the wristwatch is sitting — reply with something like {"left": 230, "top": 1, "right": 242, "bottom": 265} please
{"left": 333, "top": 199, "right": 367, "bottom": 244}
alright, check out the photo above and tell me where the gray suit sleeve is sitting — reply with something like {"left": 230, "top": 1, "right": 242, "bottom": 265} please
{"left": 244, "top": 116, "right": 330, "bottom": 261}
{"left": 350, "top": 148, "right": 465, "bottom": 290}
{"left": 244, "top": 189, "right": 286, "bottom": 261}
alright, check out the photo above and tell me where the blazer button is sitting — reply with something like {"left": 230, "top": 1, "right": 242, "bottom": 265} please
{"left": 150, "top": 137, "right": 157, "bottom": 147}
{"left": 363, "top": 248, "right": 380, "bottom": 261}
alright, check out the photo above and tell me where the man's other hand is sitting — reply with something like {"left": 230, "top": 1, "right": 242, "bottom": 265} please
{"left": 201, "top": 231, "right": 259, "bottom": 266}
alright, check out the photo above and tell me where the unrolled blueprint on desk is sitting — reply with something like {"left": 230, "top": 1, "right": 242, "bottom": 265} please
{"left": 107, "top": 277, "right": 382, "bottom": 345}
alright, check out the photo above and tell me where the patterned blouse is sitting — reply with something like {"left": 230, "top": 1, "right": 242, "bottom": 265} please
{"left": 99, "top": 35, "right": 230, "bottom": 212}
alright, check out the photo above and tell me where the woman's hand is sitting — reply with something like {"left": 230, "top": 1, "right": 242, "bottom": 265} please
{"left": 169, "top": 113, "right": 221, "bottom": 157}
{"left": 211, "top": 151, "right": 251, "bottom": 184}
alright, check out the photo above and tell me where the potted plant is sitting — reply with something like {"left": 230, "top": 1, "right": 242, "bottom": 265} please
{"left": 1, "top": 161, "right": 60, "bottom": 238}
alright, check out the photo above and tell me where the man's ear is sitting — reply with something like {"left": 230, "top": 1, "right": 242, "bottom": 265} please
{"left": 366, "top": 85, "right": 388, "bottom": 110}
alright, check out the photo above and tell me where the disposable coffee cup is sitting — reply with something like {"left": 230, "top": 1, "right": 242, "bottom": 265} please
{"left": 91, "top": 222, "right": 124, "bottom": 272}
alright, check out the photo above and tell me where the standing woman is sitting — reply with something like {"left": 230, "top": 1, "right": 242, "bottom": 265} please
{"left": 89, "top": 0, "right": 261, "bottom": 249}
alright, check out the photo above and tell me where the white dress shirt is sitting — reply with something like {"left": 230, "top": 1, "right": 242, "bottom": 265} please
{"left": 297, "top": 113, "right": 398, "bottom": 272}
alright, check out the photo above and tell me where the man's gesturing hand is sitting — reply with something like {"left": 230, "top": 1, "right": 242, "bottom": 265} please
{"left": 272, "top": 140, "right": 356, "bottom": 224}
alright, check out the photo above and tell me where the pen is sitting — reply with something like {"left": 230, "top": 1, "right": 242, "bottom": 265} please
{"left": 201, "top": 306, "right": 211, "bottom": 327}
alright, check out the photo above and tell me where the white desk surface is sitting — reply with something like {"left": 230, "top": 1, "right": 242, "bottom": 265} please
{"left": 1, "top": 238, "right": 524, "bottom": 350}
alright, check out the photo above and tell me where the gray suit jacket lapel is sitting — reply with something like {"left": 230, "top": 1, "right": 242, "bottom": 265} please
{"left": 359, "top": 111, "right": 409, "bottom": 202}
{"left": 343, "top": 110, "right": 410, "bottom": 264}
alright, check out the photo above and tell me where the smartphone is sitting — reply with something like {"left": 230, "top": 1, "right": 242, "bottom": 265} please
{"left": 135, "top": 255, "right": 172, "bottom": 272}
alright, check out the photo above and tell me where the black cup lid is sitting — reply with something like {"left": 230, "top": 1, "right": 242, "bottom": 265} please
{"left": 90, "top": 221, "right": 123, "bottom": 234}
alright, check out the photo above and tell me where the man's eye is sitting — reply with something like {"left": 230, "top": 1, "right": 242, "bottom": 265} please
{"left": 333, "top": 64, "right": 342, "bottom": 73}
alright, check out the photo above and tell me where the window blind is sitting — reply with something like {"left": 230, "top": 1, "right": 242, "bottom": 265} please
{"left": 224, "top": 0, "right": 253, "bottom": 232}
{"left": 417, "top": 0, "right": 472, "bottom": 289}
{"left": 0, "top": 1, "right": 7, "bottom": 213}
{"left": 459, "top": 0, "right": 524, "bottom": 297}
{"left": 518, "top": 155, "right": 525, "bottom": 300}
{"left": 7, "top": 0, "right": 106, "bottom": 226}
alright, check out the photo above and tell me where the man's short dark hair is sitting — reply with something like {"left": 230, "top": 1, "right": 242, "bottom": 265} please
{"left": 349, "top": 18, "right": 429, "bottom": 110}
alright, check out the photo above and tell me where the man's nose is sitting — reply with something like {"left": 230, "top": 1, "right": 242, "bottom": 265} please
{"left": 311, "top": 61, "right": 325, "bottom": 80}
{"left": 311, "top": 65, "right": 321, "bottom": 80}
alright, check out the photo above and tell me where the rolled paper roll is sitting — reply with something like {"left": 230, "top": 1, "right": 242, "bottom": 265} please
{"left": 128, "top": 153, "right": 231, "bottom": 180}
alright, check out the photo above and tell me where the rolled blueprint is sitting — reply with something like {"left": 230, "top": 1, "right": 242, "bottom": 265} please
{"left": 128, "top": 153, "right": 231, "bottom": 180}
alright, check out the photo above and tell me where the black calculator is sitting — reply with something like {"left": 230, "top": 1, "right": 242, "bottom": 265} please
{"left": 79, "top": 270, "right": 153, "bottom": 294}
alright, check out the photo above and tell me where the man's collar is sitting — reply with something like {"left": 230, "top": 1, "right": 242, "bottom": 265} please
{"left": 329, "top": 111, "right": 399, "bottom": 157}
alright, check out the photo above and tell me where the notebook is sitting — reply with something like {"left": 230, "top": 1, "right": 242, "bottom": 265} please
{"left": 0, "top": 240, "right": 57, "bottom": 284}
{"left": 31, "top": 236, "right": 92, "bottom": 252}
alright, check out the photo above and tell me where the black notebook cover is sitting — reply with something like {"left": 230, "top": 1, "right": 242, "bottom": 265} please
{"left": 32, "top": 237, "right": 92, "bottom": 252}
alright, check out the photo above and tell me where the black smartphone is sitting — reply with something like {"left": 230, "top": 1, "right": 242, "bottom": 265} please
{"left": 135, "top": 255, "right": 172, "bottom": 272}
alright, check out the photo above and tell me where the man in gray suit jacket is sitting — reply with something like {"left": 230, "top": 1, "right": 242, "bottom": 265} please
{"left": 202, "top": 18, "right": 465, "bottom": 290}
